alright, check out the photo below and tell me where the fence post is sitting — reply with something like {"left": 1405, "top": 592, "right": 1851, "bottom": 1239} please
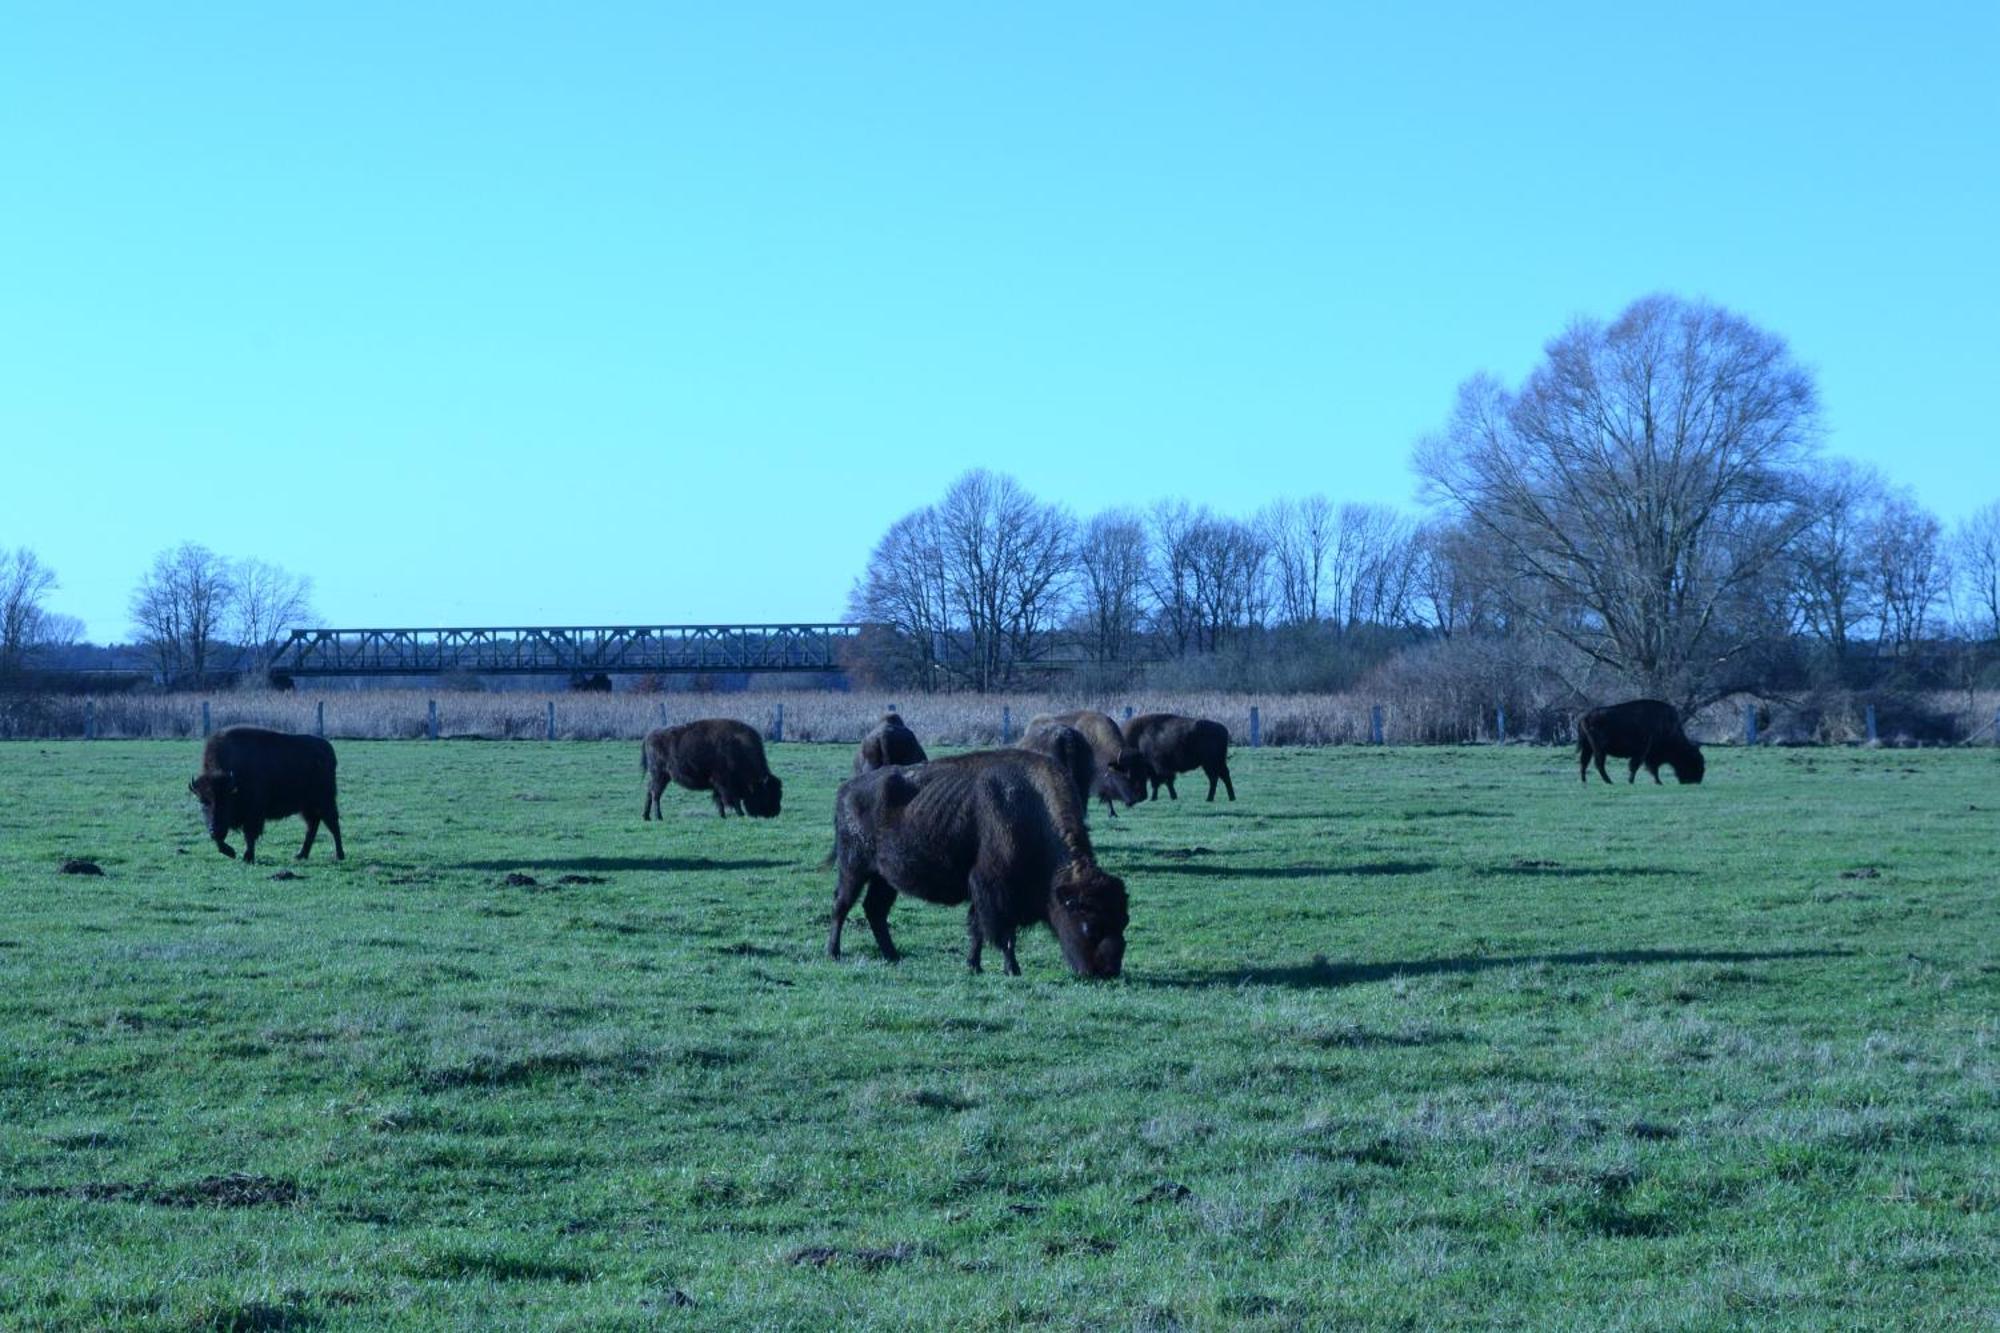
{"left": 1865, "top": 704, "right": 1877, "bottom": 745}
{"left": 1249, "top": 705, "right": 1261, "bottom": 748}
{"left": 546, "top": 700, "right": 556, "bottom": 742}
{"left": 1001, "top": 705, "right": 1012, "bottom": 744}
{"left": 1370, "top": 705, "right": 1385, "bottom": 746}
{"left": 201, "top": 700, "right": 211, "bottom": 737}
{"left": 1496, "top": 707, "right": 1507, "bottom": 745}
{"left": 428, "top": 699, "right": 438, "bottom": 741}
{"left": 657, "top": 700, "right": 667, "bottom": 727}
{"left": 1123, "top": 706, "right": 1134, "bottom": 724}
{"left": 1744, "top": 704, "right": 1757, "bottom": 746}
{"left": 85, "top": 700, "right": 96, "bottom": 741}
{"left": 772, "top": 702, "right": 784, "bottom": 743}
{"left": 1993, "top": 707, "right": 1999, "bottom": 746}
{"left": 316, "top": 700, "right": 325, "bottom": 737}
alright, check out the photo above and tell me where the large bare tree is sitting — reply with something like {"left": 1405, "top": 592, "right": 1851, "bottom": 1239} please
{"left": 1263, "top": 494, "right": 1335, "bottom": 626}
{"left": 1416, "top": 294, "right": 1819, "bottom": 705}
{"left": 0, "top": 547, "right": 60, "bottom": 676}
{"left": 1951, "top": 501, "right": 2000, "bottom": 640}
{"left": 848, "top": 507, "right": 952, "bottom": 689}
{"left": 1866, "top": 491, "right": 1948, "bottom": 656}
{"left": 231, "top": 558, "right": 316, "bottom": 673}
{"left": 130, "top": 543, "right": 237, "bottom": 685}
{"left": 1788, "top": 459, "right": 1885, "bottom": 664}
{"left": 1075, "top": 509, "right": 1149, "bottom": 665}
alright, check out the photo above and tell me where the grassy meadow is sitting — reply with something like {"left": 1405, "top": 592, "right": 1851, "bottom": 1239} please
{"left": 0, "top": 739, "right": 1995, "bottom": 1329}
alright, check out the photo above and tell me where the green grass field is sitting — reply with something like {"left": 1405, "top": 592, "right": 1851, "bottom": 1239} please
{"left": 0, "top": 740, "right": 1995, "bottom": 1330}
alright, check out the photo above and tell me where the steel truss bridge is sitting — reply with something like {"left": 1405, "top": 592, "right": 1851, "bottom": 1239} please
{"left": 267, "top": 624, "right": 868, "bottom": 680}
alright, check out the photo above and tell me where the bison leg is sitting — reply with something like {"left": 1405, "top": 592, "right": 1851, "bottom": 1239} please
{"left": 861, "top": 878, "right": 901, "bottom": 963}
{"left": 827, "top": 860, "right": 865, "bottom": 958}
{"left": 965, "top": 910, "right": 984, "bottom": 973}
{"left": 298, "top": 814, "right": 320, "bottom": 860}
{"left": 643, "top": 774, "right": 666, "bottom": 820}
{"left": 326, "top": 805, "right": 345, "bottom": 860}
{"left": 711, "top": 788, "right": 729, "bottom": 818}
{"left": 1217, "top": 763, "right": 1235, "bottom": 801}
{"left": 1164, "top": 775, "right": 1178, "bottom": 800}
{"left": 241, "top": 818, "right": 264, "bottom": 865}
{"left": 1594, "top": 749, "right": 1612, "bottom": 784}
{"left": 1579, "top": 742, "right": 1591, "bottom": 784}
{"left": 212, "top": 836, "right": 237, "bottom": 860}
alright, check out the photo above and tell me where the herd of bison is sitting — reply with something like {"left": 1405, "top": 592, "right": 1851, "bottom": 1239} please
{"left": 186, "top": 699, "right": 1705, "bottom": 980}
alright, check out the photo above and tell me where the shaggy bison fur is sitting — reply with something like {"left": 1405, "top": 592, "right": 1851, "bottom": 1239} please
{"left": 643, "top": 719, "right": 783, "bottom": 819}
{"left": 854, "top": 712, "right": 928, "bottom": 776}
{"left": 1014, "top": 721, "right": 1098, "bottom": 812}
{"left": 1125, "top": 713, "right": 1235, "bottom": 801}
{"left": 1027, "top": 709, "right": 1154, "bottom": 816}
{"left": 1577, "top": 699, "right": 1706, "bottom": 785}
{"left": 828, "top": 749, "right": 1128, "bottom": 978}
{"left": 188, "top": 726, "right": 344, "bottom": 864}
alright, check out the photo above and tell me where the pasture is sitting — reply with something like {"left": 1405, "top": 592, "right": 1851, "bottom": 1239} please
{"left": 0, "top": 741, "right": 1995, "bottom": 1329}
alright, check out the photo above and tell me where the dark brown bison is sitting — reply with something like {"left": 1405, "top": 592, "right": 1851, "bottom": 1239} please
{"left": 1578, "top": 699, "right": 1706, "bottom": 785}
{"left": 1014, "top": 721, "right": 1097, "bottom": 811}
{"left": 828, "top": 749, "right": 1128, "bottom": 978}
{"left": 642, "top": 719, "right": 783, "bottom": 819}
{"left": 1027, "top": 709, "right": 1154, "bottom": 815}
{"left": 188, "top": 726, "right": 344, "bottom": 864}
{"left": 854, "top": 711, "right": 928, "bottom": 776}
{"left": 1125, "top": 713, "right": 1235, "bottom": 801}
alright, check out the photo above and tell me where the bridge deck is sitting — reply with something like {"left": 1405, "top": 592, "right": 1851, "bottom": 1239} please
{"left": 268, "top": 624, "right": 865, "bottom": 678}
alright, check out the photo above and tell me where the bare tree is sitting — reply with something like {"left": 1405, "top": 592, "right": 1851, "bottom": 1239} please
{"left": 130, "top": 543, "right": 237, "bottom": 685}
{"left": 1416, "top": 294, "right": 1819, "bottom": 705}
{"left": 1953, "top": 500, "right": 2000, "bottom": 640}
{"left": 231, "top": 558, "right": 316, "bottom": 674}
{"left": 1337, "top": 504, "right": 1421, "bottom": 628}
{"left": 1186, "top": 515, "right": 1269, "bottom": 649}
{"left": 1866, "top": 491, "right": 1948, "bottom": 656}
{"left": 848, "top": 507, "right": 952, "bottom": 689}
{"left": 1788, "top": 459, "right": 1885, "bottom": 664}
{"left": 0, "top": 547, "right": 66, "bottom": 676}
{"left": 1144, "top": 500, "right": 1204, "bottom": 657}
{"left": 1075, "top": 509, "right": 1148, "bottom": 665}
{"left": 1263, "top": 494, "right": 1335, "bottom": 626}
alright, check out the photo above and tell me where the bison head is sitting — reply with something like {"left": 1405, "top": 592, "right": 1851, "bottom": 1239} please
{"left": 1671, "top": 743, "right": 1706, "bottom": 784}
{"left": 1049, "top": 865, "right": 1128, "bottom": 979}
{"left": 188, "top": 769, "right": 239, "bottom": 854}
{"left": 742, "top": 772, "right": 784, "bottom": 818}
{"left": 1106, "top": 749, "right": 1155, "bottom": 805}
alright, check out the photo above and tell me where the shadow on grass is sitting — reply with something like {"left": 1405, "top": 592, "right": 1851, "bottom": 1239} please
{"left": 1129, "top": 860, "right": 1436, "bottom": 880}
{"left": 1476, "top": 864, "right": 1690, "bottom": 879}
{"left": 1143, "top": 946, "right": 1849, "bottom": 991}
{"left": 450, "top": 856, "right": 792, "bottom": 874}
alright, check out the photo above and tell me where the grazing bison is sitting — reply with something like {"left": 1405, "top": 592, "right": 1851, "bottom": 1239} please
{"left": 642, "top": 719, "right": 783, "bottom": 819}
{"left": 1027, "top": 709, "right": 1154, "bottom": 816}
{"left": 1578, "top": 699, "right": 1706, "bottom": 785}
{"left": 828, "top": 749, "right": 1128, "bottom": 978}
{"left": 854, "top": 711, "right": 928, "bottom": 776}
{"left": 188, "top": 726, "right": 344, "bottom": 864}
{"left": 1014, "top": 721, "right": 1098, "bottom": 811}
{"left": 1125, "top": 713, "right": 1235, "bottom": 802}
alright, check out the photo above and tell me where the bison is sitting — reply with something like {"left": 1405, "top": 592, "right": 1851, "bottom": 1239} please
{"left": 1125, "top": 713, "right": 1235, "bottom": 802}
{"left": 1577, "top": 699, "right": 1706, "bottom": 785}
{"left": 642, "top": 719, "right": 783, "bottom": 819}
{"left": 854, "top": 711, "right": 928, "bottom": 776}
{"left": 828, "top": 749, "right": 1128, "bottom": 978}
{"left": 1026, "top": 709, "right": 1154, "bottom": 816}
{"left": 1014, "top": 721, "right": 1098, "bottom": 811}
{"left": 188, "top": 726, "right": 344, "bottom": 864}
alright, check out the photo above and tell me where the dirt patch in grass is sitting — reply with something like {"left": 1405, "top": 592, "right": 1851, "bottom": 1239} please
{"left": 59, "top": 858, "right": 104, "bottom": 876}
{"left": 788, "top": 1243, "right": 920, "bottom": 1269}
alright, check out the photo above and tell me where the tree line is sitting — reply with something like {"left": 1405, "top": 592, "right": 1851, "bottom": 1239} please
{"left": 848, "top": 295, "right": 2000, "bottom": 712}
{"left": 0, "top": 542, "right": 313, "bottom": 686}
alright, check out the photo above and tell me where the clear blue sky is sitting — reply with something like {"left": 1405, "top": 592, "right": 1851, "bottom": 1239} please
{"left": 3, "top": 2, "right": 1994, "bottom": 641}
